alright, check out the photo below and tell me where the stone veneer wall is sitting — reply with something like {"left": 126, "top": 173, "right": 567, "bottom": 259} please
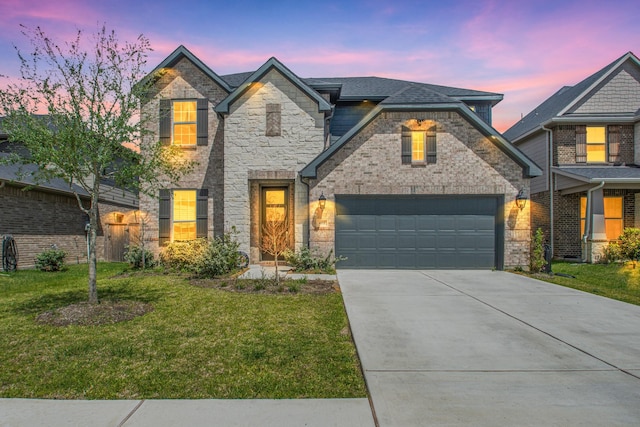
{"left": 307, "top": 111, "right": 532, "bottom": 269}
{"left": 138, "top": 57, "right": 229, "bottom": 255}
{"left": 224, "top": 69, "right": 325, "bottom": 260}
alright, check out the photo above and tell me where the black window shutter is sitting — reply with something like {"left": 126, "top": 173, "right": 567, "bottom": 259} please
{"left": 575, "top": 125, "right": 586, "bottom": 163}
{"left": 426, "top": 127, "right": 437, "bottom": 164}
{"left": 196, "top": 189, "right": 208, "bottom": 238}
{"left": 401, "top": 126, "right": 412, "bottom": 164}
{"left": 608, "top": 125, "right": 620, "bottom": 163}
{"left": 158, "top": 189, "right": 171, "bottom": 246}
{"left": 159, "top": 99, "right": 171, "bottom": 146}
{"left": 197, "top": 99, "right": 209, "bottom": 146}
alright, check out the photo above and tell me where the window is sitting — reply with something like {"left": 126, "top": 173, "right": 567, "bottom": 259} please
{"left": 159, "top": 99, "right": 208, "bottom": 146}
{"left": 173, "top": 101, "right": 197, "bottom": 146}
{"left": 580, "top": 196, "right": 623, "bottom": 241}
{"left": 173, "top": 190, "right": 196, "bottom": 240}
{"left": 586, "top": 126, "right": 606, "bottom": 163}
{"left": 402, "top": 125, "right": 436, "bottom": 165}
{"left": 158, "top": 189, "right": 208, "bottom": 245}
{"left": 411, "top": 131, "right": 425, "bottom": 163}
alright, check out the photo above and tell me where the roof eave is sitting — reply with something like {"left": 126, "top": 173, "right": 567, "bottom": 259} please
{"left": 215, "top": 58, "right": 332, "bottom": 115}
{"left": 142, "top": 45, "right": 233, "bottom": 93}
{"left": 301, "top": 103, "right": 542, "bottom": 179}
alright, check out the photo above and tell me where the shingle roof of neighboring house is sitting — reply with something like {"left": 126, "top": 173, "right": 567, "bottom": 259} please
{"left": 504, "top": 51, "right": 640, "bottom": 143}
{"left": 0, "top": 152, "right": 89, "bottom": 196}
{"left": 553, "top": 166, "right": 640, "bottom": 183}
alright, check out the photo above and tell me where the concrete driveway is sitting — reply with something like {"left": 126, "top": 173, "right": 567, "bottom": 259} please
{"left": 338, "top": 269, "right": 640, "bottom": 427}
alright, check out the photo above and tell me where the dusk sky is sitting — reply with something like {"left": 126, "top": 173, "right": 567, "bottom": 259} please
{"left": 1, "top": 0, "right": 639, "bottom": 132}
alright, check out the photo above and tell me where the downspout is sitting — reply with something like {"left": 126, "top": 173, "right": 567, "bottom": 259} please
{"left": 541, "top": 125, "right": 554, "bottom": 255}
{"left": 582, "top": 181, "right": 605, "bottom": 262}
{"left": 300, "top": 176, "right": 311, "bottom": 249}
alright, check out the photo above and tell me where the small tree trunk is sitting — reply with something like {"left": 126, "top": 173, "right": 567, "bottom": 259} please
{"left": 88, "top": 192, "right": 99, "bottom": 304}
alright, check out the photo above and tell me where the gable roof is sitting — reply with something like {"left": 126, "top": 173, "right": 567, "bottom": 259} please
{"left": 504, "top": 51, "right": 640, "bottom": 143}
{"left": 215, "top": 57, "right": 332, "bottom": 114}
{"left": 144, "top": 45, "right": 233, "bottom": 93}
{"left": 300, "top": 102, "right": 542, "bottom": 179}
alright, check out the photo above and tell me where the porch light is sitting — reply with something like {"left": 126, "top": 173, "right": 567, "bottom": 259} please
{"left": 516, "top": 189, "right": 528, "bottom": 211}
{"left": 318, "top": 192, "right": 326, "bottom": 210}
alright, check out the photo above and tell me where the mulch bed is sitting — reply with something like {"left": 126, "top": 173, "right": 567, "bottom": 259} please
{"left": 36, "top": 300, "right": 154, "bottom": 327}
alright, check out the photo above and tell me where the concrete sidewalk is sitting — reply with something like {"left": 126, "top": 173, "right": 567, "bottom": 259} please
{"left": 238, "top": 264, "right": 337, "bottom": 281}
{"left": 0, "top": 398, "right": 374, "bottom": 426}
{"left": 338, "top": 269, "right": 640, "bottom": 427}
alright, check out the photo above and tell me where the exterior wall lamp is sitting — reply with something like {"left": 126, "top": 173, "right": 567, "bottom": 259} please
{"left": 313, "top": 192, "right": 327, "bottom": 231}
{"left": 516, "top": 189, "right": 528, "bottom": 211}
{"left": 318, "top": 192, "right": 326, "bottom": 210}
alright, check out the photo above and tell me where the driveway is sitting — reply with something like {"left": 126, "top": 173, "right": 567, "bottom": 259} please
{"left": 338, "top": 269, "right": 640, "bottom": 427}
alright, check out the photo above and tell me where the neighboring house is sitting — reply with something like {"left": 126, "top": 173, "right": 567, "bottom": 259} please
{"left": 139, "top": 45, "right": 541, "bottom": 270}
{"left": 504, "top": 51, "right": 640, "bottom": 262}
{"left": 0, "top": 136, "right": 139, "bottom": 268}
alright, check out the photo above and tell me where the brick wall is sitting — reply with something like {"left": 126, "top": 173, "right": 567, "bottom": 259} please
{"left": 138, "top": 56, "right": 229, "bottom": 255}
{"left": 1, "top": 183, "right": 137, "bottom": 269}
{"left": 308, "top": 110, "right": 532, "bottom": 269}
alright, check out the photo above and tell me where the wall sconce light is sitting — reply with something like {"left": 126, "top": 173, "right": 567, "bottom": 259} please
{"left": 516, "top": 189, "right": 528, "bottom": 211}
{"left": 318, "top": 192, "right": 326, "bottom": 210}
{"left": 415, "top": 118, "right": 423, "bottom": 125}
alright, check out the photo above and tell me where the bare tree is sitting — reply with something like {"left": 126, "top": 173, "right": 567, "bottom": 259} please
{"left": 260, "top": 212, "right": 290, "bottom": 284}
{"left": 0, "top": 25, "right": 193, "bottom": 303}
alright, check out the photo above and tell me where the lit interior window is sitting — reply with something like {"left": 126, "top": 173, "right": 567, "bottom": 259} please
{"left": 586, "top": 126, "right": 606, "bottom": 163}
{"left": 580, "top": 196, "right": 623, "bottom": 240}
{"left": 173, "top": 190, "right": 196, "bottom": 240}
{"left": 173, "top": 101, "right": 197, "bottom": 145}
{"left": 411, "top": 131, "right": 425, "bottom": 163}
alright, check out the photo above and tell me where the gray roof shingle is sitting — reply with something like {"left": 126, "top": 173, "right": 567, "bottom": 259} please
{"left": 504, "top": 52, "right": 639, "bottom": 142}
{"left": 554, "top": 165, "right": 640, "bottom": 182}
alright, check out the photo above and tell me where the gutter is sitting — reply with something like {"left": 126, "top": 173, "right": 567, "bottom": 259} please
{"left": 582, "top": 181, "right": 605, "bottom": 262}
{"left": 541, "top": 125, "right": 554, "bottom": 256}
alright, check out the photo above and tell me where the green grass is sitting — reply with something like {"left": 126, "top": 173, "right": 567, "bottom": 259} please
{"left": 531, "top": 261, "right": 640, "bottom": 306}
{"left": 0, "top": 264, "right": 366, "bottom": 399}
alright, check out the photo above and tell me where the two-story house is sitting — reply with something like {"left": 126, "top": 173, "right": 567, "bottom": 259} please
{"left": 504, "top": 51, "right": 640, "bottom": 262}
{"left": 139, "top": 45, "right": 541, "bottom": 270}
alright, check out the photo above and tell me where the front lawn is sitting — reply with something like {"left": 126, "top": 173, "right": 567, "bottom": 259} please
{"left": 531, "top": 261, "right": 640, "bottom": 306}
{"left": 0, "top": 263, "right": 366, "bottom": 399}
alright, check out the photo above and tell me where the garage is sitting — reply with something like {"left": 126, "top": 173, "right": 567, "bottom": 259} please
{"left": 335, "top": 195, "right": 503, "bottom": 269}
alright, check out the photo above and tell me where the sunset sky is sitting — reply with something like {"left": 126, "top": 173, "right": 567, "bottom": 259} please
{"left": 0, "top": 0, "right": 638, "bottom": 132}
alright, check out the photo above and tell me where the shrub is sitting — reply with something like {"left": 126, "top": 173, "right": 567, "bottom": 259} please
{"left": 123, "top": 245, "right": 155, "bottom": 269}
{"left": 193, "top": 232, "right": 241, "bottom": 277}
{"left": 159, "top": 239, "right": 208, "bottom": 271}
{"left": 618, "top": 228, "right": 640, "bottom": 266}
{"left": 529, "top": 228, "right": 546, "bottom": 273}
{"left": 283, "top": 248, "right": 346, "bottom": 274}
{"left": 35, "top": 247, "right": 67, "bottom": 272}
{"left": 601, "top": 241, "right": 622, "bottom": 264}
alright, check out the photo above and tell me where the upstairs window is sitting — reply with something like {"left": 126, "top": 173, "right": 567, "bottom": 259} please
{"left": 411, "top": 131, "right": 425, "bottom": 163}
{"left": 402, "top": 125, "right": 436, "bottom": 165}
{"left": 172, "top": 101, "right": 197, "bottom": 146}
{"left": 586, "top": 126, "right": 606, "bottom": 163}
{"left": 159, "top": 99, "right": 209, "bottom": 146}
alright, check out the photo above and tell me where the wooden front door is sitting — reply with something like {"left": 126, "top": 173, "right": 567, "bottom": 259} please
{"left": 105, "top": 223, "right": 129, "bottom": 262}
{"left": 261, "top": 187, "right": 290, "bottom": 261}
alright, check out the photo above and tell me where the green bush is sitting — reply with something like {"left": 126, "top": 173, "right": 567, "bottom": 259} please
{"left": 283, "top": 248, "right": 345, "bottom": 274}
{"left": 601, "top": 241, "right": 622, "bottom": 264}
{"left": 34, "top": 247, "right": 67, "bottom": 272}
{"left": 159, "top": 239, "right": 209, "bottom": 271}
{"left": 193, "top": 232, "right": 241, "bottom": 277}
{"left": 529, "top": 228, "right": 546, "bottom": 273}
{"left": 123, "top": 245, "right": 155, "bottom": 269}
{"left": 618, "top": 228, "right": 640, "bottom": 265}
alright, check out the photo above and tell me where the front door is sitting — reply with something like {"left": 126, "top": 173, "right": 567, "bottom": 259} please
{"left": 261, "top": 187, "right": 289, "bottom": 261}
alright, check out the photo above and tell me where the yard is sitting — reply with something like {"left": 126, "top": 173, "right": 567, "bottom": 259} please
{"left": 0, "top": 263, "right": 367, "bottom": 399}
{"left": 530, "top": 261, "right": 640, "bottom": 306}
